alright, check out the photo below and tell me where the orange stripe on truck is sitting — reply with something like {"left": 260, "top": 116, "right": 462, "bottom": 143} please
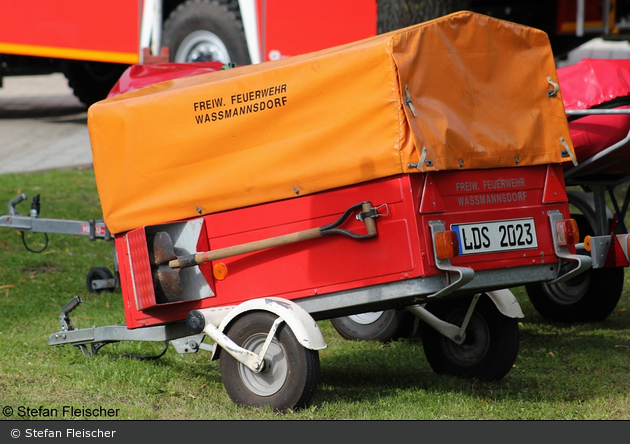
{"left": 0, "top": 42, "right": 138, "bottom": 64}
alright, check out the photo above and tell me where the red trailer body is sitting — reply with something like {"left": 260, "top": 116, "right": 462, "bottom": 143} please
{"left": 115, "top": 164, "right": 573, "bottom": 329}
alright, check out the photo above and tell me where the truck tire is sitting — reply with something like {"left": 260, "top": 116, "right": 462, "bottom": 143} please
{"left": 63, "top": 61, "right": 128, "bottom": 106}
{"left": 330, "top": 309, "right": 416, "bottom": 343}
{"left": 162, "top": 0, "right": 251, "bottom": 65}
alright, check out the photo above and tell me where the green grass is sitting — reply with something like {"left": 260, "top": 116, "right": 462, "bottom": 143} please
{"left": 0, "top": 169, "right": 629, "bottom": 420}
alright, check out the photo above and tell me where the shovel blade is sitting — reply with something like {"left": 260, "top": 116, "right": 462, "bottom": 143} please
{"left": 151, "top": 231, "right": 177, "bottom": 265}
{"left": 153, "top": 265, "right": 183, "bottom": 303}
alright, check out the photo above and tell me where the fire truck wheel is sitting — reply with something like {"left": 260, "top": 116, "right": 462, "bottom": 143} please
{"left": 163, "top": 0, "right": 251, "bottom": 65}
{"left": 525, "top": 213, "right": 624, "bottom": 322}
{"left": 219, "top": 311, "right": 320, "bottom": 411}
{"left": 63, "top": 61, "right": 129, "bottom": 106}
{"left": 421, "top": 294, "right": 519, "bottom": 381}
{"left": 330, "top": 309, "right": 416, "bottom": 343}
{"left": 86, "top": 267, "right": 115, "bottom": 294}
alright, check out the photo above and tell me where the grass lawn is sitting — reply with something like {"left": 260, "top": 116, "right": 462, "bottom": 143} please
{"left": 0, "top": 168, "right": 629, "bottom": 420}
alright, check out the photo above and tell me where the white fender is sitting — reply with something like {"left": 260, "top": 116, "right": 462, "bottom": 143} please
{"left": 485, "top": 289, "right": 524, "bottom": 319}
{"left": 210, "top": 297, "right": 327, "bottom": 360}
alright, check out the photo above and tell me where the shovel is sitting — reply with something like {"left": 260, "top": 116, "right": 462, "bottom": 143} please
{"left": 151, "top": 201, "right": 380, "bottom": 302}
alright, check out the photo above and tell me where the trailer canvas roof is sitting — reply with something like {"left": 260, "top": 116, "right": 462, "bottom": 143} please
{"left": 88, "top": 11, "right": 574, "bottom": 234}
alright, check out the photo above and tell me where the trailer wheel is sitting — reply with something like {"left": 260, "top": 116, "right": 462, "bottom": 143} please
{"left": 163, "top": 0, "right": 251, "bottom": 65}
{"left": 525, "top": 213, "right": 624, "bottom": 322}
{"left": 86, "top": 267, "right": 115, "bottom": 294}
{"left": 421, "top": 295, "right": 519, "bottom": 381}
{"left": 330, "top": 309, "right": 415, "bottom": 343}
{"left": 220, "top": 311, "right": 320, "bottom": 411}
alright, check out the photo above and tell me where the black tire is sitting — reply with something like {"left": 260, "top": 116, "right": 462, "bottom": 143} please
{"left": 162, "top": 0, "right": 251, "bottom": 65}
{"left": 63, "top": 61, "right": 129, "bottom": 106}
{"left": 219, "top": 311, "right": 320, "bottom": 411}
{"left": 421, "top": 295, "right": 519, "bottom": 381}
{"left": 566, "top": 190, "right": 613, "bottom": 237}
{"left": 86, "top": 266, "right": 115, "bottom": 294}
{"left": 525, "top": 213, "right": 624, "bottom": 322}
{"left": 330, "top": 309, "right": 416, "bottom": 343}
{"left": 526, "top": 266, "right": 624, "bottom": 323}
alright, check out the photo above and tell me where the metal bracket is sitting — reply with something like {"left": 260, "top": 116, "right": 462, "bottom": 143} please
{"left": 588, "top": 234, "right": 612, "bottom": 269}
{"left": 321, "top": 201, "right": 379, "bottom": 239}
{"left": 202, "top": 317, "right": 284, "bottom": 373}
{"left": 547, "top": 210, "right": 593, "bottom": 284}
{"left": 90, "top": 278, "right": 117, "bottom": 292}
{"left": 428, "top": 221, "right": 475, "bottom": 298}
{"left": 456, "top": 293, "right": 480, "bottom": 341}
{"left": 356, "top": 203, "right": 389, "bottom": 221}
{"left": 170, "top": 334, "right": 211, "bottom": 354}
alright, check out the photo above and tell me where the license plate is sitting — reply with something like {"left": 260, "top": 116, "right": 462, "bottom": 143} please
{"left": 451, "top": 218, "right": 538, "bottom": 255}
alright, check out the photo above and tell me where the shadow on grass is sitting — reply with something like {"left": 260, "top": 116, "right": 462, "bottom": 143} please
{"left": 314, "top": 318, "right": 630, "bottom": 407}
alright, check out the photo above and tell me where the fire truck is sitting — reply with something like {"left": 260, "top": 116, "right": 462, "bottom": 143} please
{"left": 0, "top": 0, "right": 377, "bottom": 105}
{"left": 1, "top": 0, "right": 630, "bottom": 106}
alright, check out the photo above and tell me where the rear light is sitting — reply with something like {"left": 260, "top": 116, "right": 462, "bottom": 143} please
{"left": 583, "top": 235, "right": 591, "bottom": 251}
{"left": 555, "top": 218, "right": 579, "bottom": 246}
{"left": 434, "top": 230, "right": 459, "bottom": 259}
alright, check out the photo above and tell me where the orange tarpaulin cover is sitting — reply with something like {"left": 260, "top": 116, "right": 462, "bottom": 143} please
{"left": 88, "top": 11, "right": 574, "bottom": 234}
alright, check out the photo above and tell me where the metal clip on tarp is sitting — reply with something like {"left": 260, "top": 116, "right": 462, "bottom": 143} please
{"left": 560, "top": 137, "right": 578, "bottom": 166}
{"left": 547, "top": 76, "right": 559, "bottom": 97}
{"left": 405, "top": 85, "right": 418, "bottom": 117}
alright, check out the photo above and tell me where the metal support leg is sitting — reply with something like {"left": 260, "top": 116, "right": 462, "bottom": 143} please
{"left": 406, "top": 294, "right": 481, "bottom": 345}
{"left": 593, "top": 187, "right": 609, "bottom": 236}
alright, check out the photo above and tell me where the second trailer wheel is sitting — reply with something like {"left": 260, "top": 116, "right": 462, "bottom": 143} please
{"left": 219, "top": 311, "right": 320, "bottom": 411}
{"left": 330, "top": 309, "right": 416, "bottom": 343}
{"left": 86, "top": 267, "right": 115, "bottom": 294}
{"left": 421, "top": 295, "right": 519, "bottom": 381}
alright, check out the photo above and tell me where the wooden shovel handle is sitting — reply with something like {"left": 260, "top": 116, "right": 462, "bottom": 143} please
{"left": 169, "top": 227, "right": 322, "bottom": 268}
{"left": 169, "top": 200, "right": 380, "bottom": 269}
{"left": 361, "top": 202, "right": 377, "bottom": 237}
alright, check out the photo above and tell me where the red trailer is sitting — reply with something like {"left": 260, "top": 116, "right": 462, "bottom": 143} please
{"left": 47, "top": 12, "right": 591, "bottom": 411}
